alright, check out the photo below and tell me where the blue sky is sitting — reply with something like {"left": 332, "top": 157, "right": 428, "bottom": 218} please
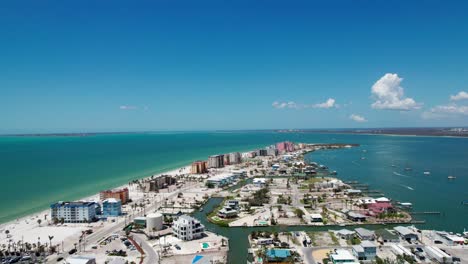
{"left": 1, "top": 0, "right": 468, "bottom": 133}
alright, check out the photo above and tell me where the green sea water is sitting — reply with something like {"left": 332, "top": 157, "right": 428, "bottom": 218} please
{"left": 1, "top": 131, "right": 467, "bottom": 233}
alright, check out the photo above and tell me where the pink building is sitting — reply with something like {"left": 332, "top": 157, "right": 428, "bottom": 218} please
{"left": 276, "top": 141, "right": 294, "bottom": 153}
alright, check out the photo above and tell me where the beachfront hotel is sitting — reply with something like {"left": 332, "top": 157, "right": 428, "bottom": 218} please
{"left": 172, "top": 215, "right": 205, "bottom": 241}
{"left": 208, "top": 154, "right": 224, "bottom": 168}
{"left": 224, "top": 152, "right": 242, "bottom": 165}
{"left": 50, "top": 201, "right": 100, "bottom": 223}
{"left": 99, "top": 187, "right": 130, "bottom": 204}
{"left": 276, "top": 141, "right": 295, "bottom": 153}
{"left": 102, "top": 198, "right": 122, "bottom": 216}
{"left": 191, "top": 160, "right": 208, "bottom": 174}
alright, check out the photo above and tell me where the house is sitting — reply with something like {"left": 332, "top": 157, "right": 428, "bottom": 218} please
{"left": 346, "top": 189, "right": 362, "bottom": 196}
{"left": 347, "top": 212, "right": 367, "bottom": 222}
{"left": 217, "top": 206, "right": 238, "bottom": 218}
{"left": 355, "top": 228, "right": 375, "bottom": 240}
{"left": 102, "top": 198, "right": 122, "bottom": 216}
{"left": 330, "top": 249, "right": 359, "bottom": 264}
{"left": 352, "top": 241, "right": 376, "bottom": 260}
{"left": 336, "top": 229, "right": 356, "bottom": 240}
{"left": 394, "top": 226, "right": 419, "bottom": 242}
{"left": 206, "top": 173, "right": 236, "bottom": 187}
{"left": 368, "top": 202, "right": 394, "bottom": 215}
{"left": 375, "top": 229, "right": 400, "bottom": 243}
{"left": 266, "top": 249, "right": 291, "bottom": 262}
{"left": 226, "top": 200, "right": 239, "bottom": 209}
{"left": 253, "top": 178, "right": 267, "bottom": 187}
{"left": 172, "top": 215, "right": 205, "bottom": 241}
{"left": 310, "top": 213, "right": 323, "bottom": 223}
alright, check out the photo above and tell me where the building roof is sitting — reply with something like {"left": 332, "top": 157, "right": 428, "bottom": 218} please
{"left": 355, "top": 228, "right": 375, "bottom": 237}
{"left": 66, "top": 256, "right": 96, "bottom": 264}
{"left": 394, "top": 226, "right": 417, "bottom": 236}
{"left": 375, "top": 229, "right": 399, "bottom": 240}
{"left": 103, "top": 198, "right": 120, "bottom": 203}
{"left": 310, "top": 213, "right": 322, "bottom": 219}
{"left": 336, "top": 229, "right": 355, "bottom": 235}
{"left": 266, "top": 249, "right": 291, "bottom": 259}
{"left": 361, "top": 240, "right": 376, "bottom": 248}
{"left": 331, "top": 249, "right": 357, "bottom": 261}
{"left": 352, "top": 245, "right": 364, "bottom": 253}
{"left": 192, "top": 255, "right": 212, "bottom": 264}
{"left": 375, "top": 197, "right": 390, "bottom": 202}
{"left": 348, "top": 212, "right": 367, "bottom": 218}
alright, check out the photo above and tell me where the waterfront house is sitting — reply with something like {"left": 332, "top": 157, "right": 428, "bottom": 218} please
{"left": 375, "top": 229, "right": 400, "bottom": 243}
{"left": 309, "top": 213, "right": 323, "bottom": 223}
{"left": 50, "top": 201, "right": 100, "bottom": 223}
{"left": 347, "top": 211, "right": 367, "bottom": 222}
{"left": 355, "top": 228, "right": 375, "bottom": 241}
{"left": 206, "top": 173, "right": 236, "bottom": 187}
{"left": 352, "top": 241, "right": 377, "bottom": 260}
{"left": 394, "top": 226, "right": 419, "bottom": 242}
{"left": 266, "top": 249, "right": 291, "bottom": 263}
{"left": 330, "top": 249, "right": 359, "bottom": 264}
{"left": 336, "top": 229, "right": 356, "bottom": 240}
{"left": 102, "top": 198, "right": 122, "bottom": 216}
{"left": 253, "top": 178, "right": 266, "bottom": 187}
{"left": 346, "top": 189, "right": 362, "bottom": 196}
{"left": 172, "top": 215, "right": 205, "bottom": 241}
{"left": 217, "top": 206, "right": 238, "bottom": 218}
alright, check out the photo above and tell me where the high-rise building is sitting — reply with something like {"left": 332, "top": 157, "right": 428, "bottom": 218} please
{"left": 276, "top": 141, "right": 295, "bottom": 153}
{"left": 102, "top": 198, "right": 122, "bottom": 216}
{"left": 208, "top": 154, "right": 224, "bottom": 168}
{"left": 227, "top": 152, "right": 241, "bottom": 164}
{"left": 191, "top": 160, "right": 208, "bottom": 174}
{"left": 99, "top": 188, "right": 130, "bottom": 204}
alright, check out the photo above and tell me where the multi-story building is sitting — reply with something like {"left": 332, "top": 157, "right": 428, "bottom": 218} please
{"left": 172, "top": 215, "right": 205, "bottom": 241}
{"left": 208, "top": 155, "right": 224, "bottom": 168}
{"left": 191, "top": 161, "right": 208, "bottom": 174}
{"left": 102, "top": 198, "right": 122, "bottom": 216}
{"left": 143, "top": 175, "right": 177, "bottom": 192}
{"left": 256, "top": 149, "right": 267, "bottom": 156}
{"left": 266, "top": 146, "right": 278, "bottom": 156}
{"left": 50, "top": 201, "right": 100, "bottom": 223}
{"left": 225, "top": 152, "right": 241, "bottom": 165}
{"left": 99, "top": 188, "right": 130, "bottom": 204}
{"left": 276, "top": 141, "right": 295, "bottom": 153}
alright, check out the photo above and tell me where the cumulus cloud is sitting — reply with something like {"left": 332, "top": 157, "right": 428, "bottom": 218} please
{"left": 313, "top": 98, "right": 336, "bottom": 109}
{"left": 119, "top": 105, "right": 138, "bottom": 110}
{"left": 450, "top": 91, "right": 468, "bottom": 101}
{"left": 272, "top": 101, "right": 298, "bottom": 109}
{"left": 349, "top": 114, "right": 367, "bottom": 122}
{"left": 371, "top": 73, "right": 421, "bottom": 110}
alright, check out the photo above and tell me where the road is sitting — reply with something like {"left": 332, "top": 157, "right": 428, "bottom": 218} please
{"left": 133, "top": 234, "right": 159, "bottom": 264}
{"left": 45, "top": 182, "right": 197, "bottom": 263}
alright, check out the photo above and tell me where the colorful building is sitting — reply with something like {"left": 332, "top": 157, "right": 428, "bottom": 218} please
{"left": 50, "top": 201, "right": 100, "bottom": 223}
{"left": 191, "top": 161, "right": 208, "bottom": 174}
{"left": 208, "top": 154, "right": 224, "bottom": 168}
{"left": 99, "top": 188, "right": 129, "bottom": 205}
{"left": 102, "top": 198, "right": 122, "bottom": 216}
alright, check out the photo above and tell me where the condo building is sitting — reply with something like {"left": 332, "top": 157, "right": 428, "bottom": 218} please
{"left": 50, "top": 201, "right": 100, "bottom": 223}
{"left": 191, "top": 160, "right": 208, "bottom": 174}
{"left": 172, "top": 215, "right": 205, "bottom": 241}
{"left": 99, "top": 188, "right": 130, "bottom": 204}
{"left": 208, "top": 154, "right": 224, "bottom": 168}
{"left": 102, "top": 198, "right": 122, "bottom": 216}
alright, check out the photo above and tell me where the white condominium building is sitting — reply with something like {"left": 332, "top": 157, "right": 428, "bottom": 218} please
{"left": 172, "top": 215, "right": 205, "bottom": 241}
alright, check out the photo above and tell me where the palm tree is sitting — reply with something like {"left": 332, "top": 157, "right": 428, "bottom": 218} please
{"left": 4, "top": 230, "right": 9, "bottom": 238}
{"left": 37, "top": 219, "right": 42, "bottom": 226}
{"left": 48, "top": 236, "right": 54, "bottom": 251}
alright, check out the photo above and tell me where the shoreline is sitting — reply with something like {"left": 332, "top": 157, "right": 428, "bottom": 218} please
{"left": 0, "top": 164, "right": 191, "bottom": 233}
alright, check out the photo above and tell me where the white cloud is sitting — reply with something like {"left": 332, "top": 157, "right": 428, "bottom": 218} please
{"left": 371, "top": 73, "right": 421, "bottom": 110}
{"left": 119, "top": 105, "right": 137, "bottom": 110}
{"left": 450, "top": 91, "right": 468, "bottom": 101}
{"left": 313, "top": 98, "right": 336, "bottom": 109}
{"left": 430, "top": 104, "right": 468, "bottom": 115}
{"left": 349, "top": 114, "right": 367, "bottom": 122}
{"left": 272, "top": 101, "right": 298, "bottom": 109}
{"left": 272, "top": 98, "right": 337, "bottom": 110}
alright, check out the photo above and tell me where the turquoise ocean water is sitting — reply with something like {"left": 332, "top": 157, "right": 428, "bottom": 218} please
{"left": 0, "top": 132, "right": 467, "bottom": 232}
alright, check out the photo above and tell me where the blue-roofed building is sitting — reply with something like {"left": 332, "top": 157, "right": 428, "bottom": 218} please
{"left": 266, "top": 249, "right": 291, "bottom": 262}
{"left": 102, "top": 198, "right": 122, "bottom": 216}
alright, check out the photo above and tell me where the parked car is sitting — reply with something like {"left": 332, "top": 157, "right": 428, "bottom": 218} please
{"left": 68, "top": 248, "right": 77, "bottom": 255}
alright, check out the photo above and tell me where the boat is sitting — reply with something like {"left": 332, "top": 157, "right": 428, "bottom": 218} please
{"left": 199, "top": 207, "right": 204, "bottom": 212}
{"left": 329, "top": 171, "right": 337, "bottom": 175}
{"left": 360, "top": 157, "right": 366, "bottom": 160}
{"left": 423, "top": 171, "right": 431, "bottom": 175}
{"left": 448, "top": 176, "right": 456, "bottom": 180}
